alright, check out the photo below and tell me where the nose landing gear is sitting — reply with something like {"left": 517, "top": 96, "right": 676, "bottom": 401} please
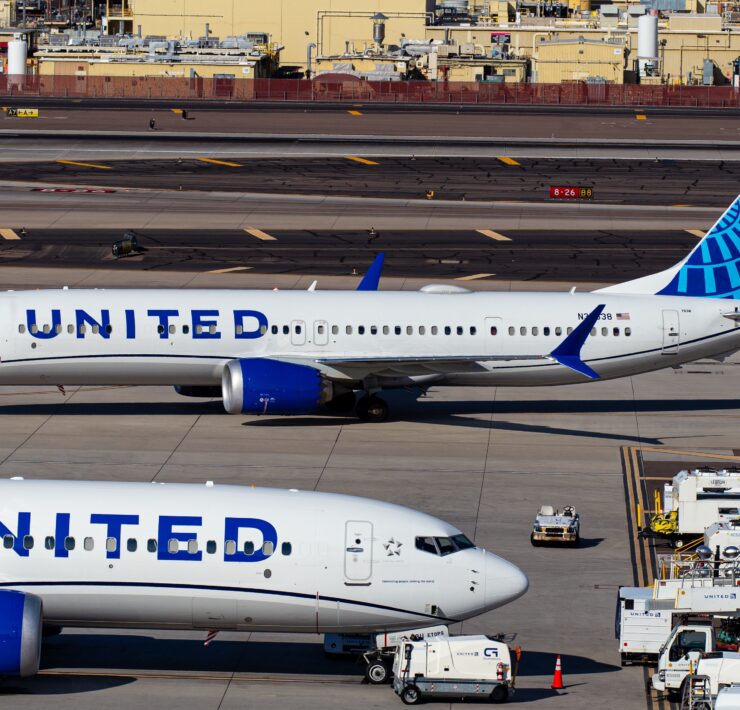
{"left": 355, "top": 395, "right": 389, "bottom": 423}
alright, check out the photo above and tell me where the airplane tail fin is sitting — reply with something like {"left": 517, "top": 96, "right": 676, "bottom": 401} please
{"left": 595, "top": 195, "right": 740, "bottom": 300}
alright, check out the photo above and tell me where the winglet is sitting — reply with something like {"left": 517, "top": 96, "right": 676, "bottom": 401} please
{"left": 549, "top": 304, "right": 605, "bottom": 379}
{"left": 357, "top": 253, "right": 385, "bottom": 291}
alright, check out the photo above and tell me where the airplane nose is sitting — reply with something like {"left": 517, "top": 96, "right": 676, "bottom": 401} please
{"left": 484, "top": 552, "right": 529, "bottom": 610}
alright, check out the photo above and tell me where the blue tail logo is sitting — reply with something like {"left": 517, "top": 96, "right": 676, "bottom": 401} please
{"left": 658, "top": 195, "right": 740, "bottom": 300}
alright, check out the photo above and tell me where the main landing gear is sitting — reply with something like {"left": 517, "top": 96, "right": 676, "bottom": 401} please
{"left": 355, "top": 395, "right": 389, "bottom": 423}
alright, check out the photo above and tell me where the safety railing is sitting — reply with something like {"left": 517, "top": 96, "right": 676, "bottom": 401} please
{"left": 1, "top": 75, "right": 740, "bottom": 108}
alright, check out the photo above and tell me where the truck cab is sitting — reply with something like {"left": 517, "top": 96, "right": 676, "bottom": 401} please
{"left": 652, "top": 622, "right": 715, "bottom": 698}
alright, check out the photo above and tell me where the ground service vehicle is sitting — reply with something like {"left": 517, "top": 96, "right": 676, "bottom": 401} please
{"left": 531, "top": 505, "right": 579, "bottom": 545}
{"left": 694, "top": 652, "right": 740, "bottom": 697}
{"left": 392, "top": 635, "right": 514, "bottom": 705}
{"left": 652, "top": 622, "right": 716, "bottom": 700}
{"left": 363, "top": 625, "right": 449, "bottom": 684}
{"left": 616, "top": 587, "right": 673, "bottom": 665}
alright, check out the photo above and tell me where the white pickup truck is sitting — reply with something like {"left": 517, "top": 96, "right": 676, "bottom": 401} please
{"left": 392, "top": 635, "right": 515, "bottom": 705}
{"left": 531, "top": 505, "right": 580, "bottom": 546}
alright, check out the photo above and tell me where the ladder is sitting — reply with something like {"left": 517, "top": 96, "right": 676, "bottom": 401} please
{"left": 682, "top": 674, "right": 714, "bottom": 710}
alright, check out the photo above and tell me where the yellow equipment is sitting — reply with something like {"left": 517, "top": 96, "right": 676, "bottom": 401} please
{"left": 649, "top": 510, "right": 679, "bottom": 536}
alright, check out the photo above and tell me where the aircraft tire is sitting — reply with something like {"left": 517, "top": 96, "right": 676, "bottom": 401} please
{"left": 365, "top": 660, "right": 390, "bottom": 684}
{"left": 356, "top": 396, "right": 389, "bottom": 423}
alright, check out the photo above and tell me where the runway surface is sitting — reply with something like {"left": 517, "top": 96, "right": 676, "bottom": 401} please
{"left": 0, "top": 227, "right": 700, "bottom": 282}
{"left": 0, "top": 266, "right": 737, "bottom": 710}
{"left": 3, "top": 156, "right": 737, "bottom": 205}
{"left": 3, "top": 106, "right": 740, "bottom": 143}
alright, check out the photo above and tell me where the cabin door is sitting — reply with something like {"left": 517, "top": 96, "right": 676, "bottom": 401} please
{"left": 344, "top": 520, "right": 373, "bottom": 585}
{"left": 662, "top": 310, "right": 680, "bottom": 355}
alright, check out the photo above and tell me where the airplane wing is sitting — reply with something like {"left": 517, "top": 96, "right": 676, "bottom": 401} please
{"left": 290, "top": 305, "right": 607, "bottom": 381}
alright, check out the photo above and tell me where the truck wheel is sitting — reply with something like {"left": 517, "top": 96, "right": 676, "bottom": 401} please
{"left": 530, "top": 534, "right": 540, "bottom": 547}
{"left": 490, "top": 685, "right": 509, "bottom": 703}
{"left": 401, "top": 685, "right": 423, "bottom": 705}
{"left": 365, "top": 660, "right": 390, "bottom": 685}
{"left": 572, "top": 533, "right": 580, "bottom": 548}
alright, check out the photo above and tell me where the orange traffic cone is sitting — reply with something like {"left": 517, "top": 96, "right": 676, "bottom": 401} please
{"left": 551, "top": 655, "right": 565, "bottom": 690}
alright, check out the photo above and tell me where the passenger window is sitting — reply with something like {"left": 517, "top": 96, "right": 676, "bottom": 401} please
{"left": 332, "top": 325, "right": 338, "bottom": 335}
{"left": 206, "top": 540, "right": 217, "bottom": 554}
{"left": 444, "top": 326, "right": 451, "bottom": 335}
{"left": 127, "top": 538, "right": 137, "bottom": 552}
{"left": 168, "top": 539, "right": 179, "bottom": 554}
{"left": 225, "top": 539, "right": 236, "bottom": 555}
{"left": 601, "top": 327, "right": 608, "bottom": 336}
{"left": 508, "top": 326, "right": 515, "bottom": 335}
{"left": 317, "top": 325, "right": 324, "bottom": 334}
{"left": 271, "top": 325, "right": 278, "bottom": 335}
{"left": 43, "top": 324, "right": 51, "bottom": 334}
{"left": 395, "top": 326, "right": 401, "bottom": 335}
{"left": 244, "top": 541, "right": 255, "bottom": 555}
{"left": 406, "top": 326, "right": 413, "bottom": 335}
{"left": 147, "top": 539, "right": 157, "bottom": 552}
{"left": 295, "top": 325, "right": 302, "bottom": 335}
{"left": 157, "top": 324, "right": 165, "bottom": 334}
{"left": 359, "top": 325, "right": 365, "bottom": 335}
{"left": 91, "top": 325, "right": 100, "bottom": 335}
{"left": 106, "top": 324, "right": 113, "bottom": 335}
{"left": 383, "top": 326, "right": 389, "bottom": 335}
{"left": 470, "top": 327, "right": 477, "bottom": 336}
{"left": 555, "top": 327, "right": 562, "bottom": 336}
{"left": 263, "top": 541, "right": 275, "bottom": 555}
{"left": 3, "top": 535, "right": 13, "bottom": 549}
{"left": 67, "top": 324, "right": 74, "bottom": 334}
{"left": 236, "top": 325, "right": 244, "bottom": 335}
{"left": 195, "top": 325, "right": 203, "bottom": 335}
{"left": 370, "top": 326, "right": 377, "bottom": 335}
{"left": 106, "top": 537, "right": 117, "bottom": 553}
{"left": 415, "top": 537, "right": 438, "bottom": 554}
{"left": 187, "top": 539, "right": 198, "bottom": 555}
{"left": 209, "top": 324, "right": 217, "bottom": 335}
{"left": 283, "top": 325, "right": 289, "bottom": 335}
{"left": 55, "top": 324, "right": 62, "bottom": 334}
{"left": 30, "top": 324, "right": 38, "bottom": 334}
{"left": 23, "top": 535, "right": 34, "bottom": 550}
{"left": 282, "top": 542, "right": 292, "bottom": 556}
{"left": 431, "top": 326, "right": 438, "bottom": 335}
{"left": 567, "top": 327, "right": 574, "bottom": 335}
{"left": 346, "top": 325, "right": 352, "bottom": 335}
{"left": 419, "top": 326, "right": 426, "bottom": 335}
{"left": 84, "top": 537, "right": 94, "bottom": 551}
{"left": 64, "top": 537, "right": 75, "bottom": 551}
{"left": 532, "top": 327, "right": 539, "bottom": 336}
{"left": 590, "top": 328, "right": 596, "bottom": 336}
{"left": 625, "top": 327, "right": 632, "bottom": 336}
{"left": 520, "top": 327, "right": 527, "bottom": 336}
{"left": 457, "top": 326, "right": 463, "bottom": 335}
{"left": 18, "top": 324, "right": 25, "bottom": 334}
{"left": 45, "top": 536, "right": 55, "bottom": 550}
{"left": 613, "top": 327, "right": 620, "bottom": 336}
{"left": 182, "top": 325, "right": 190, "bottom": 334}
{"left": 544, "top": 327, "right": 550, "bottom": 336}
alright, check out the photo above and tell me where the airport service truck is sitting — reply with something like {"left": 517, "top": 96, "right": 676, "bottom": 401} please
{"left": 648, "top": 468, "right": 740, "bottom": 547}
{"left": 392, "top": 635, "right": 515, "bottom": 705}
{"left": 617, "top": 587, "right": 674, "bottom": 666}
{"left": 693, "top": 652, "right": 740, "bottom": 697}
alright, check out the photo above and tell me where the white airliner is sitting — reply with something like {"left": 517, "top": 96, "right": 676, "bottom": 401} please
{"left": 1, "top": 197, "right": 739, "bottom": 421}
{"left": 0, "top": 478, "right": 528, "bottom": 677}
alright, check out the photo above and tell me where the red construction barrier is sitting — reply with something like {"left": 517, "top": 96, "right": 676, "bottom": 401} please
{"left": 1, "top": 75, "right": 739, "bottom": 108}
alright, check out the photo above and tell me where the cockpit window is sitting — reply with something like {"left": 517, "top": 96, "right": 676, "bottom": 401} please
{"left": 415, "top": 534, "right": 477, "bottom": 556}
{"left": 452, "top": 534, "right": 475, "bottom": 550}
{"left": 415, "top": 536, "right": 438, "bottom": 554}
{"left": 435, "top": 537, "right": 456, "bottom": 556}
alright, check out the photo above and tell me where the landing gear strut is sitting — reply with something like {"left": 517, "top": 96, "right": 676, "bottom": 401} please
{"left": 356, "top": 395, "right": 389, "bottom": 423}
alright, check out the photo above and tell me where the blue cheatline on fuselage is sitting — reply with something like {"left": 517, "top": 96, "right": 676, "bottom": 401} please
{"left": 658, "top": 195, "right": 740, "bottom": 300}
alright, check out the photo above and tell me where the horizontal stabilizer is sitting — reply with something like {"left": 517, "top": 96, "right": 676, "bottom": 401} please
{"left": 549, "top": 304, "right": 605, "bottom": 379}
{"left": 357, "top": 253, "right": 385, "bottom": 291}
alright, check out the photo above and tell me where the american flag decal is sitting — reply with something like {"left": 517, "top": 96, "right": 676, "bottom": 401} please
{"left": 616, "top": 313, "right": 630, "bottom": 320}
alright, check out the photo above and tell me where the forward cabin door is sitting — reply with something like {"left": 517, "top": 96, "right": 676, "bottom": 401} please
{"left": 344, "top": 520, "right": 373, "bottom": 585}
{"left": 661, "top": 310, "right": 680, "bottom": 355}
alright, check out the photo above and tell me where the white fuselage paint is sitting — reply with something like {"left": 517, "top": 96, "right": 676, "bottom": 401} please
{"left": 0, "top": 289, "right": 738, "bottom": 388}
{"left": 0, "top": 480, "right": 528, "bottom": 633}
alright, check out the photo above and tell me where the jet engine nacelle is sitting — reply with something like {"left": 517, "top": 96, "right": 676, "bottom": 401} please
{"left": 221, "top": 358, "right": 333, "bottom": 415}
{"left": 0, "top": 590, "right": 43, "bottom": 677}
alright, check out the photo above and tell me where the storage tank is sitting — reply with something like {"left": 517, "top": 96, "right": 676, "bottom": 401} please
{"left": 637, "top": 13, "right": 658, "bottom": 77}
{"left": 7, "top": 34, "right": 28, "bottom": 79}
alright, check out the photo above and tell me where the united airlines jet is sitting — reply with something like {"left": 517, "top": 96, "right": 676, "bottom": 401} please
{"left": 1, "top": 197, "right": 739, "bottom": 421}
{"left": 0, "top": 478, "right": 528, "bottom": 677}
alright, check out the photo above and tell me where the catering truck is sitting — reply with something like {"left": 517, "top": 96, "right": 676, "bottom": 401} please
{"left": 647, "top": 468, "right": 740, "bottom": 547}
{"left": 616, "top": 587, "right": 674, "bottom": 666}
{"left": 392, "top": 635, "right": 515, "bottom": 705}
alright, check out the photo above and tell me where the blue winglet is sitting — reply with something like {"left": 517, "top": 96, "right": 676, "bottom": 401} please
{"left": 550, "top": 304, "right": 605, "bottom": 379}
{"left": 357, "top": 253, "right": 385, "bottom": 291}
